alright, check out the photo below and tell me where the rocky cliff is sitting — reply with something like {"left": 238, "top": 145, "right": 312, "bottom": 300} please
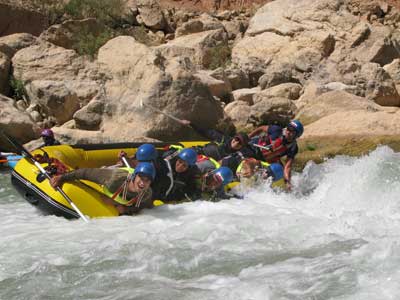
{"left": 1, "top": 0, "right": 400, "bottom": 159}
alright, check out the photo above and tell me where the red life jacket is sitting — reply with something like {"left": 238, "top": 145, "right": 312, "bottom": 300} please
{"left": 257, "top": 135, "right": 290, "bottom": 163}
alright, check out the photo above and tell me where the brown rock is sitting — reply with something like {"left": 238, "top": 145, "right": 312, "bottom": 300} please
{"left": 0, "top": 3, "right": 47, "bottom": 37}
{"left": 249, "top": 96, "right": 297, "bottom": 126}
{"left": 0, "top": 52, "right": 10, "bottom": 95}
{"left": 0, "top": 94, "right": 39, "bottom": 150}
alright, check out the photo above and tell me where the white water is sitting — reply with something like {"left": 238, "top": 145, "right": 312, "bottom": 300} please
{"left": 1, "top": 146, "right": 400, "bottom": 300}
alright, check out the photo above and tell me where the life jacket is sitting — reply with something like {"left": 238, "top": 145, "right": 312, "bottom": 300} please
{"left": 196, "top": 154, "right": 220, "bottom": 169}
{"left": 257, "top": 134, "right": 294, "bottom": 163}
{"left": 160, "top": 145, "right": 184, "bottom": 196}
{"left": 195, "top": 155, "right": 221, "bottom": 191}
{"left": 102, "top": 167, "right": 142, "bottom": 206}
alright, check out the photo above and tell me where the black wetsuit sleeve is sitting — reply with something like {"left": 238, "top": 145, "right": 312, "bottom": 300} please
{"left": 189, "top": 123, "right": 226, "bottom": 144}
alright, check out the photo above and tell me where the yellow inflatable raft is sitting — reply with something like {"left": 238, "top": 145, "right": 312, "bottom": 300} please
{"left": 11, "top": 141, "right": 214, "bottom": 219}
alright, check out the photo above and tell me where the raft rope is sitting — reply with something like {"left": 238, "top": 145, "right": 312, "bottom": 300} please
{"left": 110, "top": 173, "right": 148, "bottom": 208}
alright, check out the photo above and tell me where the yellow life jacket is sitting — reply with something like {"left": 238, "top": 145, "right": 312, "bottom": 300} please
{"left": 102, "top": 167, "right": 135, "bottom": 205}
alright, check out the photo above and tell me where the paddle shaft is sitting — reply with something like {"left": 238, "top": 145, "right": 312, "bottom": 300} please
{"left": 141, "top": 102, "right": 182, "bottom": 123}
{"left": 33, "top": 160, "right": 90, "bottom": 223}
{"left": 121, "top": 156, "right": 131, "bottom": 168}
{"left": 0, "top": 131, "right": 89, "bottom": 223}
{"left": 251, "top": 143, "right": 273, "bottom": 151}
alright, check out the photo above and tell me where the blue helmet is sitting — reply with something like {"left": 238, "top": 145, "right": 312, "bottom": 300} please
{"left": 136, "top": 144, "right": 157, "bottom": 161}
{"left": 268, "top": 163, "right": 284, "bottom": 181}
{"left": 133, "top": 162, "right": 156, "bottom": 180}
{"left": 178, "top": 148, "right": 197, "bottom": 166}
{"left": 214, "top": 166, "right": 233, "bottom": 186}
{"left": 287, "top": 120, "right": 304, "bottom": 138}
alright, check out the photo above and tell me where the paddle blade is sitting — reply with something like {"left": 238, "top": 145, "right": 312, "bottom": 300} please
{"left": 0, "top": 131, "right": 32, "bottom": 159}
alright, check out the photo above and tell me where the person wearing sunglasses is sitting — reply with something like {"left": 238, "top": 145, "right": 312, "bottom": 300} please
{"left": 236, "top": 158, "right": 285, "bottom": 189}
{"left": 178, "top": 119, "right": 255, "bottom": 168}
{"left": 248, "top": 120, "right": 304, "bottom": 191}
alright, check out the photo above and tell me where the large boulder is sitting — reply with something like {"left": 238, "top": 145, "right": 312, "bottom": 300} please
{"left": 12, "top": 41, "right": 101, "bottom": 124}
{"left": 25, "top": 80, "right": 81, "bottom": 125}
{"left": 232, "top": 87, "right": 260, "bottom": 105}
{"left": 0, "top": 3, "right": 48, "bottom": 37}
{"left": 73, "top": 99, "right": 104, "bottom": 131}
{"left": 304, "top": 109, "right": 400, "bottom": 137}
{"left": 0, "top": 52, "right": 10, "bottom": 95}
{"left": 0, "top": 33, "right": 37, "bottom": 58}
{"left": 233, "top": 0, "right": 339, "bottom": 70}
{"left": 0, "top": 94, "right": 39, "bottom": 150}
{"left": 360, "top": 63, "right": 400, "bottom": 106}
{"left": 249, "top": 96, "right": 297, "bottom": 126}
{"left": 224, "top": 100, "right": 252, "bottom": 130}
{"left": 136, "top": 0, "right": 167, "bottom": 31}
{"left": 297, "top": 90, "right": 383, "bottom": 124}
{"left": 94, "top": 36, "right": 228, "bottom": 142}
{"left": 175, "top": 13, "right": 224, "bottom": 37}
{"left": 39, "top": 18, "right": 107, "bottom": 50}
{"left": 12, "top": 42, "right": 91, "bottom": 82}
{"left": 351, "top": 25, "right": 400, "bottom": 66}
{"left": 155, "top": 29, "right": 229, "bottom": 69}
{"left": 194, "top": 70, "right": 232, "bottom": 100}
{"left": 259, "top": 83, "right": 303, "bottom": 100}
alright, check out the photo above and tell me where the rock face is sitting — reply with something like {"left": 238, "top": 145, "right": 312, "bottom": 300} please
{"left": 0, "top": 33, "right": 37, "bottom": 58}
{"left": 4, "top": 0, "right": 400, "bottom": 145}
{"left": 12, "top": 41, "right": 101, "bottom": 126}
{"left": 0, "top": 94, "right": 39, "bottom": 150}
{"left": 0, "top": 3, "right": 48, "bottom": 36}
{"left": 136, "top": 0, "right": 167, "bottom": 30}
{"left": 39, "top": 19, "right": 107, "bottom": 50}
{"left": 95, "top": 36, "right": 227, "bottom": 142}
{"left": 0, "top": 52, "right": 10, "bottom": 94}
{"left": 297, "top": 90, "right": 383, "bottom": 124}
{"left": 156, "top": 29, "right": 229, "bottom": 69}
{"left": 232, "top": 0, "right": 400, "bottom": 104}
{"left": 304, "top": 109, "right": 400, "bottom": 137}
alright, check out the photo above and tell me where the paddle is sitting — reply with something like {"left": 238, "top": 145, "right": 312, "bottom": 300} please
{"left": 251, "top": 143, "right": 273, "bottom": 151}
{"left": 0, "top": 131, "right": 89, "bottom": 223}
{"left": 139, "top": 100, "right": 183, "bottom": 123}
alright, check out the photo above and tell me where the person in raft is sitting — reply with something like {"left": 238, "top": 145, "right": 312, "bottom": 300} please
{"left": 50, "top": 162, "right": 156, "bottom": 216}
{"left": 235, "top": 158, "right": 286, "bottom": 189}
{"left": 152, "top": 146, "right": 200, "bottom": 203}
{"left": 193, "top": 153, "right": 234, "bottom": 201}
{"left": 248, "top": 120, "right": 304, "bottom": 190}
{"left": 178, "top": 119, "right": 255, "bottom": 171}
{"left": 39, "top": 129, "right": 61, "bottom": 148}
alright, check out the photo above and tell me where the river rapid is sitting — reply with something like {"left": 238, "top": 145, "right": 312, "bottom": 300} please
{"left": 1, "top": 146, "right": 400, "bottom": 300}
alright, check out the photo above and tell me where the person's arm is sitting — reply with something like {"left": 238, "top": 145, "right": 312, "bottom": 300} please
{"left": 248, "top": 125, "right": 268, "bottom": 138}
{"left": 284, "top": 158, "right": 293, "bottom": 191}
{"left": 179, "top": 119, "right": 226, "bottom": 143}
{"left": 50, "top": 168, "right": 122, "bottom": 188}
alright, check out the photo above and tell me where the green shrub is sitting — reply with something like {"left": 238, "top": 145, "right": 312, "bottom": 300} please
{"left": 64, "top": 0, "right": 125, "bottom": 27}
{"left": 208, "top": 43, "right": 232, "bottom": 70}
{"left": 73, "top": 28, "right": 114, "bottom": 59}
{"left": 9, "top": 77, "right": 27, "bottom": 101}
{"left": 29, "top": 0, "right": 65, "bottom": 25}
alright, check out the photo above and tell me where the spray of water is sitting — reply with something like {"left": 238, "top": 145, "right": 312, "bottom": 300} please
{"left": 1, "top": 146, "right": 400, "bottom": 300}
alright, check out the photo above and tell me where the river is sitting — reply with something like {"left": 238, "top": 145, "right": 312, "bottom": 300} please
{"left": 1, "top": 146, "right": 400, "bottom": 300}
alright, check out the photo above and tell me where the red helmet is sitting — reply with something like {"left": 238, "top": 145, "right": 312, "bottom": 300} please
{"left": 41, "top": 129, "right": 54, "bottom": 138}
